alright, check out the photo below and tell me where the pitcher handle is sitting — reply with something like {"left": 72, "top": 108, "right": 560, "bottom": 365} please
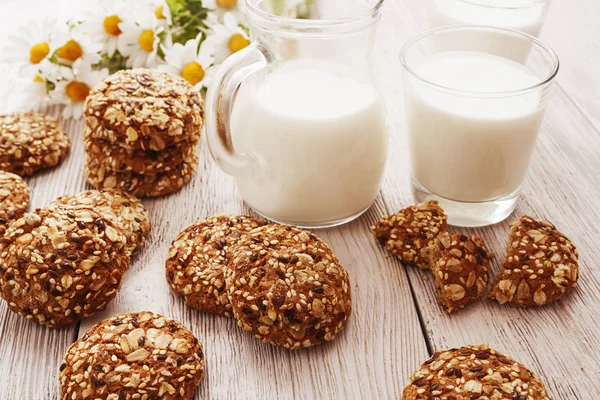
{"left": 205, "top": 42, "right": 273, "bottom": 177}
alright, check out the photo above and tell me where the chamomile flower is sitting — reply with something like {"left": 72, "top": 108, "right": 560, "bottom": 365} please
{"left": 203, "top": 0, "right": 246, "bottom": 19}
{"left": 54, "top": 26, "right": 103, "bottom": 67}
{"left": 147, "top": 0, "right": 172, "bottom": 27}
{"left": 78, "top": 0, "right": 127, "bottom": 56}
{"left": 51, "top": 60, "right": 109, "bottom": 119}
{"left": 205, "top": 13, "right": 250, "bottom": 63}
{"left": 3, "top": 19, "right": 58, "bottom": 77}
{"left": 20, "top": 59, "right": 58, "bottom": 111}
{"left": 117, "top": 10, "right": 162, "bottom": 68}
{"left": 159, "top": 36, "right": 215, "bottom": 90}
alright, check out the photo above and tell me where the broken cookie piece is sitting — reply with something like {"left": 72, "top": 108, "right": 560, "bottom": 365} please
{"left": 371, "top": 201, "right": 447, "bottom": 269}
{"left": 489, "top": 215, "right": 579, "bottom": 307}
{"left": 427, "top": 232, "right": 493, "bottom": 313}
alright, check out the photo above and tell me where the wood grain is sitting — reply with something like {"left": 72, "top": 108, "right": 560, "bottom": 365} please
{"left": 1, "top": 0, "right": 600, "bottom": 399}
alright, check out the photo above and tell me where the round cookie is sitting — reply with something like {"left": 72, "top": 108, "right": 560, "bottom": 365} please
{"left": 0, "top": 206, "right": 129, "bottom": 328}
{"left": 84, "top": 152, "right": 198, "bottom": 198}
{"left": 426, "top": 232, "right": 492, "bottom": 313}
{"left": 84, "top": 132, "right": 199, "bottom": 175}
{"left": 227, "top": 224, "right": 352, "bottom": 350}
{"left": 372, "top": 201, "right": 448, "bottom": 269}
{"left": 490, "top": 215, "right": 579, "bottom": 307}
{"left": 84, "top": 68, "right": 204, "bottom": 151}
{"left": 0, "top": 171, "right": 30, "bottom": 236}
{"left": 0, "top": 112, "right": 71, "bottom": 176}
{"left": 53, "top": 189, "right": 151, "bottom": 256}
{"left": 166, "top": 215, "right": 266, "bottom": 316}
{"left": 403, "top": 344, "right": 551, "bottom": 399}
{"left": 59, "top": 311, "right": 205, "bottom": 400}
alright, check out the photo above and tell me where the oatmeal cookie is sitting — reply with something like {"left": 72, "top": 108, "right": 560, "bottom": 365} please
{"left": 371, "top": 201, "right": 447, "bottom": 269}
{"left": 53, "top": 189, "right": 150, "bottom": 256}
{"left": 0, "top": 206, "right": 129, "bottom": 327}
{"left": 489, "top": 215, "right": 579, "bottom": 307}
{"left": 0, "top": 171, "right": 30, "bottom": 236}
{"left": 0, "top": 112, "right": 71, "bottom": 176}
{"left": 84, "top": 152, "right": 198, "bottom": 198}
{"left": 166, "top": 215, "right": 266, "bottom": 316}
{"left": 227, "top": 224, "right": 352, "bottom": 349}
{"left": 403, "top": 344, "right": 551, "bottom": 400}
{"left": 84, "top": 69, "right": 204, "bottom": 151}
{"left": 59, "top": 311, "right": 204, "bottom": 400}
{"left": 84, "top": 133, "right": 199, "bottom": 175}
{"left": 426, "top": 233, "right": 492, "bottom": 313}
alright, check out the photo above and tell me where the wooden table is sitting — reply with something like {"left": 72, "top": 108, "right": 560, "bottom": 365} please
{"left": 1, "top": 0, "right": 599, "bottom": 398}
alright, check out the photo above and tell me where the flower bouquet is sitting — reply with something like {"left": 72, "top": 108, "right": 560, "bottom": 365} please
{"left": 4, "top": 0, "right": 309, "bottom": 119}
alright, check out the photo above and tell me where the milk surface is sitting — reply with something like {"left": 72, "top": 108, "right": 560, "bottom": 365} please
{"left": 406, "top": 51, "right": 545, "bottom": 202}
{"left": 230, "top": 59, "right": 388, "bottom": 224}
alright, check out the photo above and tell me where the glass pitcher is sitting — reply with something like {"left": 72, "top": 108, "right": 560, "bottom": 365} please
{"left": 206, "top": 0, "right": 388, "bottom": 228}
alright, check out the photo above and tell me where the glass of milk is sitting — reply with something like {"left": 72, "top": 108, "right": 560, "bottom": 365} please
{"left": 205, "top": 0, "right": 388, "bottom": 228}
{"left": 429, "top": 0, "right": 551, "bottom": 61}
{"left": 400, "top": 26, "right": 558, "bottom": 227}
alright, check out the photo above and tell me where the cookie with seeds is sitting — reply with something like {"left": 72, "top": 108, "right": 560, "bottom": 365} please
{"left": 403, "top": 344, "right": 551, "bottom": 400}
{"left": 489, "top": 215, "right": 579, "bottom": 307}
{"left": 84, "top": 68, "right": 204, "bottom": 152}
{"left": 0, "top": 171, "right": 30, "bottom": 236}
{"left": 371, "top": 201, "right": 447, "bottom": 269}
{"left": 53, "top": 189, "right": 151, "bottom": 256}
{"left": 166, "top": 215, "right": 266, "bottom": 316}
{"left": 0, "top": 112, "right": 71, "bottom": 176}
{"left": 227, "top": 224, "right": 352, "bottom": 350}
{"left": 426, "top": 232, "right": 492, "bottom": 313}
{"left": 0, "top": 206, "right": 129, "bottom": 327}
{"left": 59, "top": 311, "right": 205, "bottom": 400}
{"left": 84, "top": 152, "right": 198, "bottom": 198}
{"left": 83, "top": 132, "right": 199, "bottom": 175}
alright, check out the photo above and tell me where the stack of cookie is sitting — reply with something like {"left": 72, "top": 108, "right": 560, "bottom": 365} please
{"left": 0, "top": 189, "right": 150, "bottom": 328}
{"left": 166, "top": 216, "right": 353, "bottom": 350}
{"left": 83, "top": 69, "right": 204, "bottom": 198}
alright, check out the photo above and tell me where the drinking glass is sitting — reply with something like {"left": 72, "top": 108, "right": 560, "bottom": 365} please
{"left": 429, "top": 0, "right": 552, "bottom": 61}
{"left": 205, "top": 0, "right": 389, "bottom": 228}
{"left": 400, "top": 26, "right": 559, "bottom": 227}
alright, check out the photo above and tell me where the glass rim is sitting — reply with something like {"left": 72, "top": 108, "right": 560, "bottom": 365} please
{"left": 400, "top": 25, "right": 560, "bottom": 96}
{"left": 455, "top": 0, "right": 551, "bottom": 9}
{"left": 245, "top": 0, "right": 385, "bottom": 30}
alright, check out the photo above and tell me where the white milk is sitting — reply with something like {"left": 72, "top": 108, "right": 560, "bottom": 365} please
{"left": 230, "top": 59, "right": 388, "bottom": 224}
{"left": 406, "top": 52, "right": 545, "bottom": 202}
{"left": 429, "top": 0, "right": 548, "bottom": 61}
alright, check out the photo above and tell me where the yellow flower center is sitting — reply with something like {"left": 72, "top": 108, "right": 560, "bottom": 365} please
{"left": 139, "top": 29, "right": 155, "bottom": 52}
{"left": 228, "top": 34, "right": 250, "bottom": 54}
{"left": 29, "top": 42, "right": 50, "bottom": 64}
{"left": 103, "top": 15, "right": 122, "bottom": 36}
{"left": 57, "top": 40, "right": 83, "bottom": 62}
{"left": 155, "top": 5, "right": 166, "bottom": 19}
{"left": 66, "top": 81, "right": 91, "bottom": 102}
{"left": 217, "top": 0, "right": 237, "bottom": 9}
{"left": 181, "top": 62, "right": 205, "bottom": 86}
{"left": 33, "top": 75, "right": 44, "bottom": 83}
